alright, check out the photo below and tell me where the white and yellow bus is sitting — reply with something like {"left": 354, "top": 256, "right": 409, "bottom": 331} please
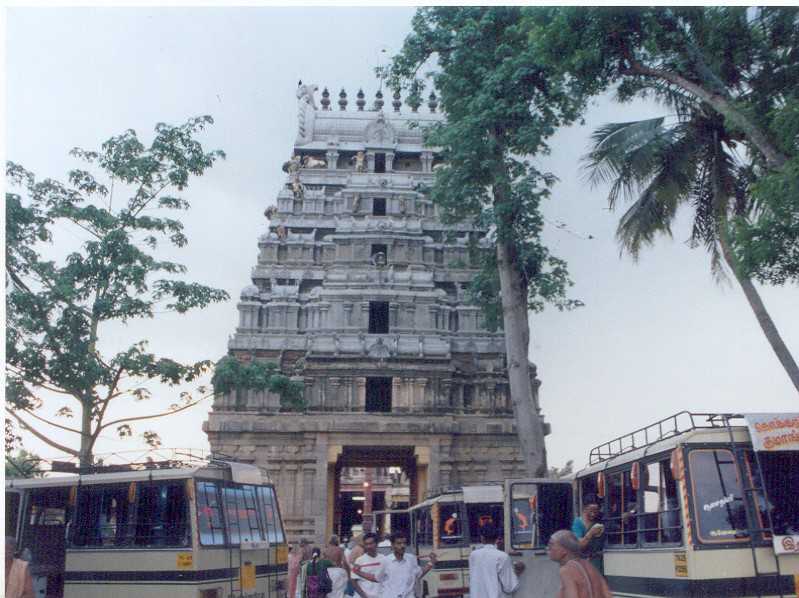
{"left": 410, "top": 480, "right": 573, "bottom": 597}
{"left": 574, "top": 411, "right": 799, "bottom": 598}
{"left": 6, "top": 456, "right": 289, "bottom": 598}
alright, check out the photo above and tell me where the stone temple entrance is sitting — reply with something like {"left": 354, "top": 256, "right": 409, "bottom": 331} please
{"left": 332, "top": 446, "right": 415, "bottom": 540}
{"left": 204, "top": 83, "right": 548, "bottom": 543}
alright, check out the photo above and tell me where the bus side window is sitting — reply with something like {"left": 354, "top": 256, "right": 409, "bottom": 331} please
{"left": 257, "top": 486, "right": 285, "bottom": 545}
{"left": 415, "top": 507, "right": 433, "bottom": 547}
{"left": 688, "top": 449, "right": 748, "bottom": 543}
{"left": 640, "top": 460, "right": 681, "bottom": 545}
{"left": 466, "top": 503, "right": 504, "bottom": 544}
{"left": 72, "top": 485, "right": 131, "bottom": 547}
{"left": 196, "top": 481, "right": 226, "bottom": 546}
{"left": 439, "top": 502, "right": 465, "bottom": 545}
{"left": 605, "top": 470, "right": 636, "bottom": 546}
{"left": 135, "top": 483, "right": 189, "bottom": 547}
{"left": 6, "top": 492, "right": 21, "bottom": 539}
{"left": 749, "top": 450, "right": 799, "bottom": 537}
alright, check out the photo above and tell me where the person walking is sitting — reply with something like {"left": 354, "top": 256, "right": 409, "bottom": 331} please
{"left": 289, "top": 538, "right": 313, "bottom": 598}
{"left": 325, "top": 546, "right": 350, "bottom": 598}
{"left": 547, "top": 530, "right": 612, "bottom": 598}
{"left": 351, "top": 532, "right": 385, "bottom": 598}
{"left": 5, "top": 537, "right": 34, "bottom": 598}
{"left": 468, "top": 524, "right": 525, "bottom": 597}
{"left": 353, "top": 531, "right": 436, "bottom": 598}
{"left": 297, "top": 547, "right": 334, "bottom": 598}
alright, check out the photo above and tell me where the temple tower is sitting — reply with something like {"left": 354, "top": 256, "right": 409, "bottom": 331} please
{"left": 204, "top": 84, "right": 545, "bottom": 542}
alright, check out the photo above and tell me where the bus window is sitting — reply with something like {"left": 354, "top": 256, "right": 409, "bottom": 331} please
{"left": 197, "top": 481, "right": 226, "bottom": 545}
{"left": 134, "top": 482, "right": 189, "bottom": 547}
{"left": 223, "top": 485, "right": 264, "bottom": 544}
{"left": 689, "top": 449, "right": 748, "bottom": 543}
{"left": 439, "top": 503, "right": 465, "bottom": 545}
{"left": 748, "top": 451, "right": 799, "bottom": 536}
{"left": 510, "top": 483, "right": 536, "bottom": 549}
{"left": 537, "top": 484, "right": 573, "bottom": 549}
{"left": 414, "top": 506, "right": 433, "bottom": 548}
{"left": 72, "top": 485, "right": 131, "bottom": 547}
{"left": 605, "top": 470, "right": 636, "bottom": 546}
{"left": 466, "top": 503, "right": 504, "bottom": 544}
{"left": 257, "top": 486, "right": 285, "bottom": 545}
{"left": 6, "top": 492, "right": 21, "bottom": 538}
{"left": 640, "top": 459, "right": 681, "bottom": 545}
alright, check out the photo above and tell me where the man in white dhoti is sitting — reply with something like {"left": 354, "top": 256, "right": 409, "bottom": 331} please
{"left": 468, "top": 525, "right": 525, "bottom": 598}
{"left": 353, "top": 531, "right": 436, "bottom": 598}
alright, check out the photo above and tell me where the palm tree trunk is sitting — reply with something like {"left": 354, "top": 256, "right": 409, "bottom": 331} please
{"left": 719, "top": 234, "right": 799, "bottom": 393}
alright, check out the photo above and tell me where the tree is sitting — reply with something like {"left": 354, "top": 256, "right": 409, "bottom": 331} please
{"left": 5, "top": 449, "right": 44, "bottom": 479}
{"left": 583, "top": 106, "right": 799, "bottom": 393}
{"left": 390, "top": 8, "right": 594, "bottom": 476}
{"left": 5, "top": 117, "right": 293, "bottom": 467}
{"left": 525, "top": 6, "right": 799, "bottom": 284}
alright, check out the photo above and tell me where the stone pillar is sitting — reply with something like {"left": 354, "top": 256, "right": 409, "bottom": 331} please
{"left": 413, "top": 378, "right": 428, "bottom": 411}
{"left": 389, "top": 303, "right": 399, "bottom": 329}
{"left": 392, "top": 377, "right": 404, "bottom": 413}
{"left": 385, "top": 152, "right": 395, "bottom": 172}
{"left": 326, "top": 149, "right": 339, "bottom": 170}
{"left": 355, "top": 377, "right": 366, "bottom": 411}
{"left": 360, "top": 302, "right": 370, "bottom": 329}
{"left": 420, "top": 151, "right": 433, "bottom": 173}
{"left": 343, "top": 303, "right": 353, "bottom": 327}
{"left": 320, "top": 304, "right": 330, "bottom": 329}
{"left": 366, "top": 151, "right": 376, "bottom": 172}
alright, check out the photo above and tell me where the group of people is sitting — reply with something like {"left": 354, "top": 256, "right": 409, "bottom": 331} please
{"left": 288, "top": 501, "right": 610, "bottom": 598}
{"left": 288, "top": 530, "right": 436, "bottom": 598}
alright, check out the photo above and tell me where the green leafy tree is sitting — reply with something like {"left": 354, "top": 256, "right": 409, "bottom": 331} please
{"left": 211, "top": 356, "right": 306, "bottom": 412}
{"left": 5, "top": 449, "right": 44, "bottom": 479}
{"left": 583, "top": 103, "right": 799, "bottom": 393}
{"left": 390, "top": 8, "right": 597, "bottom": 475}
{"left": 526, "top": 6, "right": 799, "bottom": 284}
{"left": 6, "top": 117, "right": 234, "bottom": 467}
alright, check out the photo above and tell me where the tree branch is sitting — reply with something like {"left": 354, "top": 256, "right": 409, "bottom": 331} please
{"left": 97, "top": 393, "right": 212, "bottom": 432}
{"left": 5, "top": 408, "right": 80, "bottom": 456}
{"left": 18, "top": 407, "right": 83, "bottom": 435}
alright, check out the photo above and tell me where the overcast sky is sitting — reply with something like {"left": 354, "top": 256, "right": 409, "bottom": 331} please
{"left": 6, "top": 7, "right": 798, "bottom": 473}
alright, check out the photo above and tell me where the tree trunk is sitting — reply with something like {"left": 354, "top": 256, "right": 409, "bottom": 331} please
{"left": 627, "top": 60, "right": 788, "bottom": 170}
{"left": 719, "top": 234, "right": 799, "bottom": 393}
{"left": 79, "top": 399, "right": 94, "bottom": 468}
{"left": 496, "top": 237, "right": 548, "bottom": 476}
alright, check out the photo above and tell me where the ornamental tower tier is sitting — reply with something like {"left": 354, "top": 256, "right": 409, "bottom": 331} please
{"left": 204, "top": 84, "right": 546, "bottom": 542}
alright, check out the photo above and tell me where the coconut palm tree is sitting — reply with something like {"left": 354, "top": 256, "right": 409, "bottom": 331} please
{"left": 583, "top": 107, "right": 799, "bottom": 393}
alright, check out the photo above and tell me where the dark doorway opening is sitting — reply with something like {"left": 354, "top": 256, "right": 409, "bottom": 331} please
{"left": 366, "top": 377, "right": 392, "bottom": 412}
{"left": 373, "top": 197, "right": 386, "bottom": 215}
{"left": 375, "top": 153, "right": 386, "bottom": 173}
{"left": 369, "top": 302, "right": 389, "bottom": 333}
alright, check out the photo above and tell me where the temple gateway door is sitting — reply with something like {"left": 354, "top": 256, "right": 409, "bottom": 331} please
{"left": 329, "top": 446, "right": 425, "bottom": 540}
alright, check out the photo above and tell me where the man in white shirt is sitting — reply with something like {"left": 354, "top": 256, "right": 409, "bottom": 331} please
{"left": 352, "top": 532, "right": 385, "bottom": 598}
{"left": 468, "top": 524, "right": 525, "bottom": 598}
{"left": 353, "top": 531, "right": 436, "bottom": 598}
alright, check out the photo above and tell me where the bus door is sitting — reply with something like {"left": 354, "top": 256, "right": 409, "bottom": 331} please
{"left": 504, "top": 479, "right": 573, "bottom": 598}
{"left": 24, "top": 486, "right": 71, "bottom": 598}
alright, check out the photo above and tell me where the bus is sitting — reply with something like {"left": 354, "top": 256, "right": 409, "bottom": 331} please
{"left": 5, "top": 455, "right": 289, "bottom": 598}
{"left": 574, "top": 411, "right": 799, "bottom": 598}
{"left": 410, "top": 481, "right": 573, "bottom": 597}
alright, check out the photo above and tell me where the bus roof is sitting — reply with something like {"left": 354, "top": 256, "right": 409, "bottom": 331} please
{"left": 578, "top": 412, "right": 753, "bottom": 476}
{"left": 5, "top": 460, "right": 269, "bottom": 490}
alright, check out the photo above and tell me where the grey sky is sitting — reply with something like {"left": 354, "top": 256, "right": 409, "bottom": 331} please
{"left": 7, "top": 7, "right": 798, "bottom": 472}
